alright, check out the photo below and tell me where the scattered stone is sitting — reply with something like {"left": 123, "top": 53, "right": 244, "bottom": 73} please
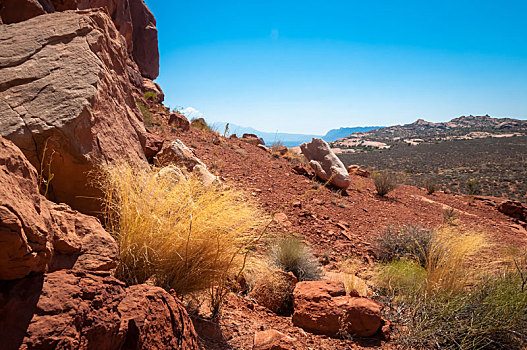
{"left": 498, "top": 200, "right": 527, "bottom": 222}
{"left": 169, "top": 112, "right": 191, "bottom": 131}
{"left": 274, "top": 213, "right": 293, "bottom": 229}
{"left": 347, "top": 164, "right": 371, "bottom": 177}
{"left": 300, "top": 138, "right": 351, "bottom": 189}
{"left": 292, "top": 165, "right": 310, "bottom": 176}
{"left": 292, "top": 281, "right": 382, "bottom": 337}
{"left": 250, "top": 270, "right": 297, "bottom": 315}
{"left": 253, "top": 329, "right": 297, "bottom": 350}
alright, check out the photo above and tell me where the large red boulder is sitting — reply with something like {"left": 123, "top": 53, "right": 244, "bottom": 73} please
{"left": 498, "top": 200, "right": 527, "bottom": 222}
{"left": 292, "top": 281, "right": 382, "bottom": 337}
{"left": 0, "top": 270, "right": 199, "bottom": 349}
{"left": 0, "top": 0, "right": 48, "bottom": 24}
{"left": 0, "top": 9, "right": 148, "bottom": 215}
{"left": 0, "top": 136, "right": 119, "bottom": 280}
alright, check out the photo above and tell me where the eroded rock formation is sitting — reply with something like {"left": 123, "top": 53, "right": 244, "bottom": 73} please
{"left": 0, "top": 9, "right": 148, "bottom": 215}
{"left": 0, "top": 0, "right": 159, "bottom": 79}
{"left": 0, "top": 270, "right": 199, "bottom": 349}
{"left": 0, "top": 136, "right": 118, "bottom": 280}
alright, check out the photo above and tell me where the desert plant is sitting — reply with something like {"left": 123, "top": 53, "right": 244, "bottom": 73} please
{"left": 374, "top": 224, "right": 433, "bottom": 266}
{"left": 38, "top": 137, "right": 56, "bottom": 198}
{"left": 424, "top": 179, "right": 437, "bottom": 195}
{"left": 270, "top": 236, "right": 321, "bottom": 281}
{"left": 466, "top": 179, "right": 481, "bottom": 195}
{"left": 442, "top": 207, "right": 458, "bottom": 225}
{"left": 136, "top": 99, "right": 153, "bottom": 127}
{"left": 98, "top": 163, "right": 264, "bottom": 315}
{"left": 143, "top": 91, "right": 158, "bottom": 101}
{"left": 371, "top": 171, "right": 399, "bottom": 196}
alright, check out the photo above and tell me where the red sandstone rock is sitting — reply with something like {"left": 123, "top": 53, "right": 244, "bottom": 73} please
{"left": 0, "top": 136, "right": 119, "bottom": 280}
{"left": 129, "top": 0, "right": 159, "bottom": 79}
{"left": 0, "top": 270, "right": 199, "bottom": 349}
{"left": 292, "top": 281, "right": 382, "bottom": 337}
{"left": 169, "top": 112, "right": 191, "bottom": 131}
{"left": 0, "top": 0, "right": 47, "bottom": 24}
{"left": 144, "top": 132, "right": 163, "bottom": 162}
{"left": 242, "top": 133, "right": 265, "bottom": 146}
{"left": 250, "top": 270, "right": 297, "bottom": 315}
{"left": 253, "top": 329, "right": 297, "bottom": 350}
{"left": 347, "top": 164, "right": 371, "bottom": 178}
{"left": 0, "top": 10, "right": 148, "bottom": 215}
{"left": 498, "top": 200, "right": 527, "bottom": 222}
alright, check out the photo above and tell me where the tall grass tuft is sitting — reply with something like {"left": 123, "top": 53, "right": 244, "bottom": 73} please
{"left": 371, "top": 171, "right": 399, "bottom": 197}
{"left": 98, "top": 163, "right": 264, "bottom": 309}
{"left": 270, "top": 236, "right": 321, "bottom": 281}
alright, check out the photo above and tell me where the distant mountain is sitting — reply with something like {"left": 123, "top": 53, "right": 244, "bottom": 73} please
{"left": 330, "top": 115, "right": 527, "bottom": 153}
{"left": 323, "top": 126, "right": 382, "bottom": 142}
{"left": 212, "top": 122, "right": 381, "bottom": 147}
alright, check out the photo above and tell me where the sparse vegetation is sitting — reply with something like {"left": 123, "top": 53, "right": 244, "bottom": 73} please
{"left": 442, "top": 207, "right": 458, "bottom": 225}
{"left": 371, "top": 171, "right": 399, "bottom": 197}
{"left": 136, "top": 99, "right": 154, "bottom": 127}
{"left": 270, "top": 236, "right": 321, "bottom": 281}
{"left": 466, "top": 178, "right": 481, "bottom": 195}
{"left": 424, "top": 179, "right": 437, "bottom": 194}
{"left": 98, "top": 163, "right": 264, "bottom": 315}
{"left": 143, "top": 91, "right": 158, "bottom": 101}
{"left": 373, "top": 224, "right": 433, "bottom": 265}
{"left": 375, "top": 226, "right": 527, "bottom": 349}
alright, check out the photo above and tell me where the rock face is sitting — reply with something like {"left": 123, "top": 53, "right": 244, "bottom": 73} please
{"left": 0, "top": 9, "right": 148, "bottom": 215}
{"left": 154, "top": 140, "right": 217, "bottom": 185}
{"left": 0, "top": 270, "right": 199, "bottom": 349}
{"left": 292, "top": 281, "right": 382, "bottom": 337}
{"left": 169, "top": 112, "right": 191, "bottom": 131}
{"left": 0, "top": 0, "right": 159, "bottom": 79}
{"left": 0, "top": 136, "right": 119, "bottom": 280}
{"left": 250, "top": 270, "right": 297, "bottom": 315}
{"left": 498, "top": 200, "right": 527, "bottom": 222}
{"left": 300, "top": 138, "right": 351, "bottom": 189}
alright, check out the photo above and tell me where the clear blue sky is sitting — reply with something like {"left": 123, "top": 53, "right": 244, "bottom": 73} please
{"left": 145, "top": 0, "right": 527, "bottom": 134}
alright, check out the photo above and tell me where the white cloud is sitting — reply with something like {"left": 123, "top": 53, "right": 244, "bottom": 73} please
{"left": 180, "top": 107, "right": 204, "bottom": 118}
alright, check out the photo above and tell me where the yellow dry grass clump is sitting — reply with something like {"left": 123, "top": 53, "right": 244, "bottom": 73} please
{"left": 99, "top": 163, "right": 264, "bottom": 305}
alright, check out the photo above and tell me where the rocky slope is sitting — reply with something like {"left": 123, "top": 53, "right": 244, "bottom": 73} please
{"left": 0, "top": 3, "right": 199, "bottom": 349}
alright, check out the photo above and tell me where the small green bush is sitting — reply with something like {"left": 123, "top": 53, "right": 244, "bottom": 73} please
{"left": 372, "top": 171, "right": 398, "bottom": 196}
{"left": 136, "top": 99, "right": 153, "bottom": 127}
{"left": 374, "top": 224, "right": 433, "bottom": 266}
{"left": 466, "top": 179, "right": 481, "bottom": 195}
{"left": 270, "top": 236, "right": 321, "bottom": 281}
{"left": 143, "top": 91, "right": 158, "bottom": 101}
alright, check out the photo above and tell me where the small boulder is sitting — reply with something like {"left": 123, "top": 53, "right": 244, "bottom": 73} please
{"left": 253, "top": 329, "right": 297, "bottom": 350}
{"left": 292, "top": 281, "right": 382, "bottom": 337}
{"left": 250, "top": 270, "right": 297, "bottom": 315}
{"left": 154, "top": 140, "right": 218, "bottom": 185}
{"left": 242, "top": 133, "right": 265, "bottom": 146}
{"left": 168, "top": 112, "right": 191, "bottom": 131}
{"left": 300, "top": 138, "right": 351, "bottom": 189}
{"left": 498, "top": 200, "right": 527, "bottom": 222}
{"left": 347, "top": 164, "right": 371, "bottom": 178}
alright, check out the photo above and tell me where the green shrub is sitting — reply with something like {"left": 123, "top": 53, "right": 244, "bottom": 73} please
{"left": 270, "top": 236, "right": 321, "bottom": 281}
{"left": 136, "top": 99, "right": 153, "bottom": 127}
{"left": 466, "top": 179, "right": 481, "bottom": 195}
{"left": 372, "top": 171, "right": 399, "bottom": 196}
{"left": 374, "top": 224, "right": 433, "bottom": 266}
{"left": 143, "top": 91, "right": 158, "bottom": 101}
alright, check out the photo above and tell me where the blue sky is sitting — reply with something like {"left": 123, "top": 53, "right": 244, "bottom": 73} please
{"left": 146, "top": 0, "right": 527, "bottom": 134}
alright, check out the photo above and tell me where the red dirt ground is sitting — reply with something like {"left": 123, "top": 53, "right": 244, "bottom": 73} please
{"left": 148, "top": 107, "right": 527, "bottom": 349}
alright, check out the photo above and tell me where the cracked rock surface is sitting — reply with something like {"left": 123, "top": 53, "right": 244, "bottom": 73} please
{"left": 0, "top": 9, "right": 148, "bottom": 215}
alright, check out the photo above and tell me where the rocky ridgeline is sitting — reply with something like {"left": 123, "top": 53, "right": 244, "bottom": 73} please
{"left": 0, "top": 2, "right": 199, "bottom": 349}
